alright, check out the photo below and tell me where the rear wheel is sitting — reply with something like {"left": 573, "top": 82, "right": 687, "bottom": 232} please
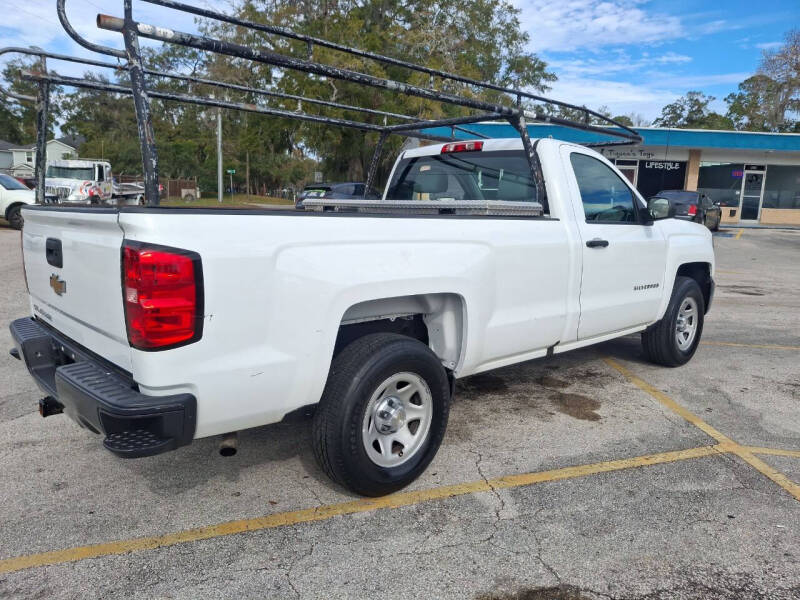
{"left": 312, "top": 333, "right": 451, "bottom": 496}
{"left": 6, "top": 205, "right": 23, "bottom": 230}
{"left": 642, "top": 276, "right": 705, "bottom": 367}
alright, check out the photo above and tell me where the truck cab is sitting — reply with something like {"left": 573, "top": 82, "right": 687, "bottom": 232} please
{"left": 45, "top": 159, "right": 113, "bottom": 203}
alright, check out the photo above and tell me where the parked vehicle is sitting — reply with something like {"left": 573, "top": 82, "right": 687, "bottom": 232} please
{"left": 44, "top": 159, "right": 147, "bottom": 205}
{"left": 0, "top": 173, "right": 35, "bottom": 230}
{"left": 649, "top": 190, "right": 721, "bottom": 231}
{"left": 14, "top": 176, "right": 36, "bottom": 190}
{"left": 10, "top": 138, "right": 715, "bottom": 496}
{"left": 296, "top": 182, "right": 380, "bottom": 208}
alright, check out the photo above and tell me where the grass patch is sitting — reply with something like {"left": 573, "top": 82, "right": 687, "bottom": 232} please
{"left": 161, "top": 194, "right": 293, "bottom": 208}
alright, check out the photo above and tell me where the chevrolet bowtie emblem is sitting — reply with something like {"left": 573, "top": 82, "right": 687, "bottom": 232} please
{"left": 50, "top": 274, "right": 67, "bottom": 296}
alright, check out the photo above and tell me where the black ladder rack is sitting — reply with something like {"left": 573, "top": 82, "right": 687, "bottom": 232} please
{"left": 8, "top": 0, "right": 643, "bottom": 208}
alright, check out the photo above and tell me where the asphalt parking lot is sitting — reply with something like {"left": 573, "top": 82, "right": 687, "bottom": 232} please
{"left": 0, "top": 223, "right": 798, "bottom": 600}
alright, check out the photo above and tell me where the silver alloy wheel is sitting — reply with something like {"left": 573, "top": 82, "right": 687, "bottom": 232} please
{"left": 675, "top": 296, "right": 699, "bottom": 351}
{"left": 361, "top": 372, "right": 433, "bottom": 468}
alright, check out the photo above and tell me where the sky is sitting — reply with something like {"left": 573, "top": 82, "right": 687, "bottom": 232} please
{"left": 1, "top": 0, "right": 798, "bottom": 123}
{"left": 514, "top": 0, "right": 799, "bottom": 121}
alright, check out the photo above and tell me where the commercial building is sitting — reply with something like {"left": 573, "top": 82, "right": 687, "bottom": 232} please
{"left": 424, "top": 123, "right": 800, "bottom": 226}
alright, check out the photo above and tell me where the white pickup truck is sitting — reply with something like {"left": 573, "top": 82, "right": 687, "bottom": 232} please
{"left": 10, "top": 137, "right": 714, "bottom": 496}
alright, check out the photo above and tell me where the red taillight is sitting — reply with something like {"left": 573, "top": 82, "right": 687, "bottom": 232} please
{"left": 687, "top": 204, "right": 697, "bottom": 217}
{"left": 122, "top": 243, "right": 203, "bottom": 350}
{"left": 441, "top": 141, "right": 483, "bottom": 154}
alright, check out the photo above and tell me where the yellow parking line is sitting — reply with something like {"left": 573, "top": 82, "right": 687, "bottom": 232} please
{"left": 735, "top": 450, "right": 800, "bottom": 498}
{"left": 746, "top": 446, "right": 800, "bottom": 459}
{"left": 701, "top": 341, "right": 800, "bottom": 351}
{"left": 603, "top": 358, "right": 735, "bottom": 446}
{"left": 604, "top": 358, "right": 800, "bottom": 503}
{"left": 735, "top": 228, "right": 744, "bottom": 240}
{"left": 0, "top": 445, "right": 720, "bottom": 575}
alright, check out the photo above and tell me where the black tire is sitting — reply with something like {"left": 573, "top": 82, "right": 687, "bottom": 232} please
{"left": 6, "top": 205, "right": 23, "bottom": 230}
{"left": 642, "top": 276, "right": 705, "bottom": 367}
{"left": 312, "top": 333, "right": 451, "bottom": 496}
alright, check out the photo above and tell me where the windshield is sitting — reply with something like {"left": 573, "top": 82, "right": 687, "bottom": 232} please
{"left": 386, "top": 150, "right": 538, "bottom": 203}
{"left": 46, "top": 165, "right": 94, "bottom": 180}
{"left": 0, "top": 174, "right": 29, "bottom": 190}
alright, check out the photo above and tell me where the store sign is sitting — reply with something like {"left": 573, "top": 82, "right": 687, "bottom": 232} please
{"left": 637, "top": 159, "right": 687, "bottom": 199}
{"left": 644, "top": 161, "right": 682, "bottom": 171}
{"left": 732, "top": 170, "right": 743, "bottom": 178}
{"left": 601, "top": 147, "right": 689, "bottom": 161}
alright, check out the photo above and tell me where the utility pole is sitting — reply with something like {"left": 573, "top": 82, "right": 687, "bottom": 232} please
{"left": 217, "top": 108, "right": 223, "bottom": 203}
{"left": 229, "top": 171, "right": 234, "bottom": 202}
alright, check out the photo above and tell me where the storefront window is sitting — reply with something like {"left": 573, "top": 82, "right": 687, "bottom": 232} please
{"left": 762, "top": 166, "right": 800, "bottom": 209}
{"left": 697, "top": 163, "right": 744, "bottom": 208}
{"left": 636, "top": 160, "right": 686, "bottom": 199}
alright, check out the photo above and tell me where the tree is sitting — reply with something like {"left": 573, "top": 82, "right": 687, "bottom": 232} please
{"left": 53, "top": 0, "right": 556, "bottom": 193}
{"left": 222, "top": 0, "right": 556, "bottom": 181}
{"left": 0, "top": 57, "right": 62, "bottom": 142}
{"left": 611, "top": 113, "right": 649, "bottom": 127}
{"left": 0, "top": 103, "right": 24, "bottom": 144}
{"left": 653, "top": 91, "right": 734, "bottom": 130}
{"left": 725, "top": 29, "right": 799, "bottom": 132}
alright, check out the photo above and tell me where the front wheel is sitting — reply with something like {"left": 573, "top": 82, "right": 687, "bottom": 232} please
{"left": 312, "top": 333, "right": 451, "bottom": 496}
{"left": 642, "top": 276, "right": 705, "bottom": 367}
{"left": 6, "top": 205, "right": 23, "bottom": 230}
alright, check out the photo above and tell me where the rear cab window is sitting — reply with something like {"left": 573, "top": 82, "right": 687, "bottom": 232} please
{"left": 386, "top": 150, "right": 539, "bottom": 205}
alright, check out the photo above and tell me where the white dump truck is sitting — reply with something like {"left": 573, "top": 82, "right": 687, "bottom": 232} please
{"left": 45, "top": 159, "right": 146, "bottom": 205}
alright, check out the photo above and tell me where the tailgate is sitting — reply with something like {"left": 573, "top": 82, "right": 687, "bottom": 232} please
{"left": 21, "top": 207, "right": 132, "bottom": 371}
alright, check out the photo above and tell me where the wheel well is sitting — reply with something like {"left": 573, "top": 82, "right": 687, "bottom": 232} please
{"left": 334, "top": 293, "right": 465, "bottom": 369}
{"left": 4, "top": 202, "right": 25, "bottom": 220}
{"left": 676, "top": 262, "right": 712, "bottom": 312}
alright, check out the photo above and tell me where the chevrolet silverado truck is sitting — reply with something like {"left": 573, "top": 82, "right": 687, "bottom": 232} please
{"left": 9, "top": 138, "right": 714, "bottom": 496}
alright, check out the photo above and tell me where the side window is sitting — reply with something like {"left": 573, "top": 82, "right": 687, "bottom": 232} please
{"left": 570, "top": 153, "right": 638, "bottom": 223}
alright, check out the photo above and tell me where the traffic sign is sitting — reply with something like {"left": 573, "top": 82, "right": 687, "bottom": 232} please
{"left": 226, "top": 169, "right": 235, "bottom": 174}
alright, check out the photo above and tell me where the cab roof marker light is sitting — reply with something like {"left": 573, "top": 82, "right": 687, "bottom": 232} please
{"left": 441, "top": 141, "right": 484, "bottom": 154}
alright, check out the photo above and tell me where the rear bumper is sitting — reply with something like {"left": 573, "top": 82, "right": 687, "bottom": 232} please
{"left": 9, "top": 317, "right": 196, "bottom": 458}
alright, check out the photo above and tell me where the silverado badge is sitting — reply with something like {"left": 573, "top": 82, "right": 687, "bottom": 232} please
{"left": 50, "top": 274, "right": 67, "bottom": 296}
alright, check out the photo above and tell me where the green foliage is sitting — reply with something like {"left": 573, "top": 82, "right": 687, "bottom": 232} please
{"left": 656, "top": 29, "right": 798, "bottom": 133}
{"left": 611, "top": 115, "right": 634, "bottom": 127}
{"left": 725, "top": 29, "right": 799, "bottom": 132}
{"left": 1, "top": 57, "right": 62, "bottom": 142}
{"left": 44, "top": 0, "right": 553, "bottom": 192}
{"left": 653, "top": 91, "right": 734, "bottom": 130}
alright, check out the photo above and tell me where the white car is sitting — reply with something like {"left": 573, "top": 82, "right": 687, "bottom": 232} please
{"left": 10, "top": 138, "right": 715, "bottom": 496}
{"left": 0, "top": 173, "right": 35, "bottom": 230}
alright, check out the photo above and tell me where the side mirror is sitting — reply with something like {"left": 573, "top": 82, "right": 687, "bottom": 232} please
{"left": 647, "top": 197, "right": 674, "bottom": 220}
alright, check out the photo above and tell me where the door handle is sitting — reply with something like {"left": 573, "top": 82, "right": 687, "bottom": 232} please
{"left": 45, "top": 238, "right": 63, "bottom": 268}
{"left": 586, "top": 238, "right": 609, "bottom": 248}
